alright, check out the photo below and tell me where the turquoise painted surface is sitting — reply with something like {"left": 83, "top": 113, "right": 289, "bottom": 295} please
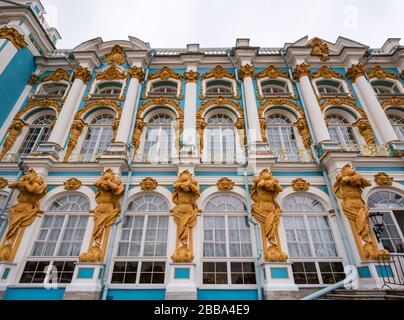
{"left": 376, "top": 265, "right": 393, "bottom": 278}
{"left": 1, "top": 267, "right": 10, "bottom": 280}
{"left": 0, "top": 172, "right": 19, "bottom": 176}
{"left": 174, "top": 268, "right": 190, "bottom": 279}
{"left": 272, "top": 171, "right": 323, "bottom": 177}
{"left": 271, "top": 267, "right": 289, "bottom": 279}
{"left": 0, "top": 47, "right": 35, "bottom": 128}
{"left": 355, "top": 167, "right": 404, "bottom": 172}
{"left": 197, "top": 290, "right": 258, "bottom": 300}
{"left": 106, "top": 289, "right": 165, "bottom": 300}
{"left": 77, "top": 267, "right": 94, "bottom": 279}
{"left": 4, "top": 288, "right": 65, "bottom": 300}
{"left": 357, "top": 266, "right": 372, "bottom": 279}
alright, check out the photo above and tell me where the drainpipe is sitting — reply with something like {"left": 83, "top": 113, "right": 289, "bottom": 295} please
{"left": 100, "top": 50, "right": 155, "bottom": 300}
{"left": 226, "top": 49, "right": 263, "bottom": 300}
{"left": 279, "top": 49, "right": 356, "bottom": 268}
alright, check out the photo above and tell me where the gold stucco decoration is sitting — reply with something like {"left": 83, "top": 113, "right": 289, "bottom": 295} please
{"left": 40, "top": 68, "right": 70, "bottom": 83}
{"left": 320, "top": 98, "right": 367, "bottom": 118}
{"left": 311, "top": 66, "right": 343, "bottom": 79}
{"left": 103, "top": 45, "right": 126, "bottom": 65}
{"left": 367, "top": 66, "right": 398, "bottom": 80}
{"left": 259, "top": 118, "right": 268, "bottom": 143}
{"left": 0, "top": 119, "right": 26, "bottom": 161}
{"left": 217, "top": 177, "right": 235, "bottom": 191}
{"left": 293, "top": 63, "right": 312, "bottom": 81}
{"left": 294, "top": 118, "right": 312, "bottom": 151}
{"left": 251, "top": 169, "right": 288, "bottom": 262}
{"left": 239, "top": 64, "right": 255, "bottom": 80}
{"left": 202, "top": 65, "right": 235, "bottom": 80}
{"left": 334, "top": 164, "right": 389, "bottom": 261}
{"left": 0, "top": 170, "right": 47, "bottom": 262}
{"left": 374, "top": 172, "right": 394, "bottom": 186}
{"left": 73, "top": 66, "right": 92, "bottom": 84}
{"left": 171, "top": 170, "right": 201, "bottom": 263}
{"left": 255, "top": 65, "right": 289, "bottom": 79}
{"left": 354, "top": 119, "right": 376, "bottom": 145}
{"left": 128, "top": 67, "right": 145, "bottom": 82}
{"left": 75, "top": 100, "right": 122, "bottom": 120}
{"left": 132, "top": 118, "right": 145, "bottom": 153}
{"left": 137, "top": 98, "right": 184, "bottom": 118}
{"left": 149, "top": 66, "right": 181, "bottom": 80}
{"left": 292, "top": 178, "right": 310, "bottom": 192}
{"left": 381, "top": 98, "right": 404, "bottom": 109}
{"left": 96, "top": 65, "right": 126, "bottom": 81}
{"left": 64, "top": 119, "right": 86, "bottom": 162}
{"left": 63, "top": 178, "right": 82, "bottom": 191}
{"left": 346, "top": 63, "right": 367, "bottom": 83}
{"left": 0, "top": 177, "right": 8, "bottom": 189}
{"left": 28, "top": 74, "right": 39, "bottom": 86}
{"left": 309, "top": 38, "right": 329, "bottom": 62}
{"left": 183, "top": 70, "right": 199, "bottom": 83}
{"left": 196, "top": 119, "right": 207, "bottom": 154}
{"left": 79, "top": 169, "right": 124, "bottom": 263}
{"left": 197, "top": 98, "right": 244, "bottom": 118}
{"left": 0, "top": 27, "right": 27, "bottom": 49}
{"left": 140, "top": 177, "right": 158, "bottom": 191}
{"left": 259, "top": 98, "right": 304, "bottom": 118}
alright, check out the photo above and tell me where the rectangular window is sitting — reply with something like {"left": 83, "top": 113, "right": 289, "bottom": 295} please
{"left": 228, "top": 216, "right": 253, "bottom": 257}
{"left": 292, "top": 262, "right": 320, "bottom": 285}
{"left": 139, "top": 261, "right": 165, "bottom": 284}
{"left": 19, "top": 260, "right": 75, "bottom": 284}
{"left": 292, "top": 261, "right": 345, "bottom": 285}
{"left": 111, "top": 261, "right": 138, "bottom": 284}
{"left": 203, "top": 262, "right": 228, "bottom": 285}
{"left": 230, "top": 262, "right": 256, "bottom": 285}
{"left": 318, "top": 262, "right": 345, "bottom": 284}
{"left": 203, "top": 216, "right": 226, "bottom": 257}
{"left": 307, "top": 216, "right": 338, "bottom": 257}
{"left": 111, "top": 261, "right": 166, "bottom": 285}
{"left": 283, "top": 216, "right": 312, "bottom": 257}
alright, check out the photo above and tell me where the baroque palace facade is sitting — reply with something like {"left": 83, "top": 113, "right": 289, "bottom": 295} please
{"left": 0, "top": 0, "right": 403, "bottom": 301}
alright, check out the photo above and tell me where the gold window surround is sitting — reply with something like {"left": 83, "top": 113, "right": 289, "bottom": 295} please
{"left": 200, "top": 65, "right": 239, "bottom": 100}
{"left": 143, "top": 66, "right": 183, "bottom": 100}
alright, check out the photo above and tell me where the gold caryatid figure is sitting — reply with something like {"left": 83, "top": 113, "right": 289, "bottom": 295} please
{"left": 251, "top": 169, "right": 288, "bottom": 262}
{"left": 171, "top": 170, "right": 200, "bottom": 263}
{"left": 132, "top": 118, "right": 145, "bottom": 153}
{"left": 334, "top": 164, "right": 389, "bottom": 260}
{"left": 64, "top": 119, "right": 85, "bottom": 162}
{"left": 0, "top": 169, "right": 47, "bottom": 262}
{"left": 0, "top": 119, "right": 26, "bottom": 161}
{"left": 79, "top": 169, "right": 124, "bottom": 263}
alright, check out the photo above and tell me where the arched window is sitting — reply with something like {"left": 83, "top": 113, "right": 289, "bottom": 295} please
{"left": 0, "top": 194, "right": 7, "bottom": 231}
{"left": 143, "top": 114, "right": 174, "bottom": 163}
{"left": 206, "top": 114, "right": 236, "bottom": 163}
{"left": 316, "top": 80, "right": 343, "bottom": 95}
{"left": 80, "top": 114, "right": 114, "bottom": 161}
{"left": 37, "top": 83, "right": 68, "bottom": 97}
{"left": 368, "top": 190, "right": 404, "bottom": 253}
{"left": 282, "top": 194, "right": 344, "bottom": 286}
{"left": 371, "top": 81, "right": 400, "bottom": 95}
{"left": 18, "top": 114, "right": 56, "bottom": 158}
{"left": 19, "top": 194, "right": 90, "bottom": 285}
{"left": 266, "top": 113, "right": 299, "bottom": 161}
{"left": 149, "top": 81, "right": 178, "bottom": 96}
{"left": 202, "top": 194, "right": 256, "bottom": 286}
{"left": 387, "top": 113, "right": 404, "bottom": 140}
{"left": 261, "top": 80, "right": 289, "bottom": 95}
{"left": 326, "top": 114, "right": 357, "bottom": 147}
{"left": 206, "top": 80, "right": 233, "bottom": 96}
{"left": 94, "top": 82, "right": 122, "bottom": 96}
{"left": 112, "top": 194, "right": 170, "bottom": 285}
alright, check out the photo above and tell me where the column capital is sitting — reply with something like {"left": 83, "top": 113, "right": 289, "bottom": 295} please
{"left": 183, "top": 70, "right": 199, "bottom": 83}
{"left": 239, "top": 64, "right": 255, "bottom": 80}
{"left": 346, "top": 63, "right": 367, "bottom": 83}
{"left": 73, "top": 66, "right": 92, "bottom": 84}
{"left": 128, "top": 66, "right": 145, "bottom": 82}
{"left": 292, "top": 63, "right": 311, "bottom": 81}
{"left": 0, "top": 26, "right": 27, "bottom": 49}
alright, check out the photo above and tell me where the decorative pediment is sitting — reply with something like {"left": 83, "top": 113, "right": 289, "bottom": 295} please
{"left": 311, "top": 66, "right": 343, "bottom": 79}
{"left": 292, "top": 178, "right": 310, "bottom": 192}
{"left": 259, "top": 98, "right": 304, "bottom": 117}
{"left": 137, "top": 98, "right": 184, "bottom": 118}
{"left": 319, "top": 98, "right": 366, "bottom": 118}
{"left": 75, "top": 100, "right": 122, "bottom": 120}
{"left": 381, "top": 98, "right": 404, "bottom": 109}
{"left": 15, "top": 99, "right": 62, "bottom": 119}
{"left": 140, "top": 177, "right": 158, "bottom": 191}
{"left": 40, "top": 69, "right": 70, "bottom": 83}
{"left": 103, "top": 44, "right": 127, "bottom": 65}
{"left": 149, "top": 66, "right": 181, "bottom": 80}
{"left": 367, "top": 66, "right": 398, "bottom": 80}
{"left": 217, "top": 177, "right": 235, "bottom": 191}
{"left": 202, "top": 65, "right": 235, "bottom": 80}
{"left": 374, "top": 172, "right": 394, "bottom": 186}
{"left": 96, "top": 65, "right": 127, "bottom": 81}
{"left": 197, "top": 98, "right": 243, "bottom": 118}
{"left": 255, "top": 65, "right": 289, "bottom": 79}
{"left": 309, "top": 38, "right": 329, "bottom": 62}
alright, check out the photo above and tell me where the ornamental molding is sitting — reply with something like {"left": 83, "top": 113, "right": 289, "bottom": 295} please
{"left": 319, "top": 98, "right": 367, "bottom": 118}
{"left": 197, "top": 98, "right": 244, "bottom": 118}
{"left": 293, "top": 118, "right": 312, "bottom": 151}
{"left": 292, "top": 178, "right": 310, "bottom": 192}
{"left": 140, "top": 177, "right": 158, "bottom": 191}
{"left": 102, "top": 45, "right": 126, "bottom": 65}
{"left": 149, "top": 66, "right": 181, "bottom": 80}
{"left": 239, "top": 64, "right": 255, "bottom": 80}
{"left": 381, "top": 98, "right": 404, "bottom": 109}
{"left": 374, "top": 172, "right": 394, "bottom": 186}
{"left": 73, "top": 66, "right": 92, "bottom": 84}
{"left": 0, "top": 27, "right": 27, "bottom": 49}
{"left": 75, "top": 100, "right": 122, "bottom": 120}
{"left": 293, "top": 63, "right": 311, "bottom": 81}
{"left": 40, "top": 69, "right": 70, "bottom": 83}
{"left": 255, "top": 65, "right": 289, "bottom": 79}
{"left": 354, "top": 118, "right": 375, "bottom": 145}
{"left": 0, "top": 177, "right": 8, "bottom": 189}
{"left": 128, "top": 67, "right": 145, "bottom": 82}
{"left": 63, "top": 178, "right": 82, "bottom": 191}
{"left": 258, "top": 98, "right": 304, "bottom": 118}
{"left": 217, "top": 177, "right": 235, "bottom": 191}
{"left": 96, "top": 65, "right": 127, "bottom": 81}
{"left": 367, "top": 66, "right": 398, "bottom": 80}
{"left": 309, "top": 38, "right": 329, "bottom": 62}
{"left": 346, "top": 63, "right": 366, "bottom": 83}
{"left": 137, "top": 98, "right": 184, "bottom": 118}
{"left": 183, "top": 70, "right": 199, "bottom": 83}
{"left": 202, "top": 65, "right": 235, "bottom": 80}
{"left": 311, "top": 66, "right": 343, "bottom": 79}
{"left": 16, "top": 99, "right": 62, "bottom": 120}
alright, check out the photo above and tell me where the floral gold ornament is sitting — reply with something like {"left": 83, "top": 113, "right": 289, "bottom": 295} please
{"left": 79, "top": 169, "right": 124, "bottom": 263}
{"left": 217, "top": 177, "right": 235, "bottom": 191}
{"left": 0, "top": 27, "right": 27, "bottom": 49}
{"left": 294, "top": 118, "right": 312, "bottom": 150}
{"left": 40, "top": 68, "right": 70, "bottom": 83}
{"left": 183, "top": 70, "right": 199, "bottom": 83}
{"left": 293, "top": 63, "right": 311, "bottom": 81}
{"left": 367, "top": 66, "right": 398, "bottom": 80}
{"left": 128, "top": 67, "right": 145, "bottom": 82}
{"left": 137, "top": 98, "right": 184, "bottom": 119}
{"left": 0, "top": 177, "right": 8, "bottom": 189}
{"left": 251, "top": 169, "right": 287, "bottom": 262}
{"left": 64, "top": 119, "right": 86, "bottom": 162}
{"left": 171, "top": 170, "right": 201, "bottom": 263}
{"left": 149, "top": 66, "right": 181, "bottom": 80}
{"left": 311, "top": 66, "right": 343, "bottom": 79}
{"left": 259, "top": 98, "right": 304, "bottom": 118}
{"left": 309, "top": 38, "right": 329, "bottom": 62}
{"left": 28, "top": 74, "right": 39, "bottom": 86}
{"left": 111, "top": 119, "right": 120, "bottom": 142}
{"left": 73, "top": 66, "right": 91, "bottom": 84}
{"left": 132, "top": 118, "right": 145, "bottom": 153}
{"left": 292, "top": 178, "right": 310, "bottom": 192}
{"left": 140, "top": 177, "right": 158, "bottom": 191}
{"left": 196, "top": 119, "right": 207, "bottom": 153}
{"left": 346, "top": 63, "right": 367, "bottom": 83}
{"left": 0, "top": 119, "right": 26, "bottom": 161}
{"left": 354, "top": 119, "right": 375, "bottom": 145}
{"left": 239, "top": 64, "right": 255, "bottom": 80}
{"left": 202, "top": 65, "right": 236, "bottom": 80}
{"left": 198, "top": 98, "right": 244, "bottom": 119}
{"left": 255, "top": 65, "right": 289, "bottom": 79}
{"left": 260, "top": 118, "right": 268, "bottom": 143}
{"left": 103, "top": 44, "right": 126, "bottom": 65}
{"left": 381, "top": 98, "right": 404, "bottom": 109}
{"left": 75, "top": 100, "right": 122, "bottom": 120}
{"left": 96, "top": 65, "right": 126, "bottom": 81}
{"left": 320, "top": 98, "right": 367, "bottom": 118}
{"left": 0, "top": 170, "right": 47, "bottom": 262}
{"left": 334, "top": 164, "right": 389, "bottom": 260}
{"left": 374, "top": 172, "right": 394, "bottom": 186}
{"left": 63, "top": 178, "right": 82, "bottom": 191}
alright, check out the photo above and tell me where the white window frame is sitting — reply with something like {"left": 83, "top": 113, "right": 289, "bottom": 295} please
{"left": 34, "top": 80, "right": 71, "bottom": 100}
{"left": 257, "top": 77, "right": 294, "bottom": 98}
{"left": 202, "top": 77, "right": 238, "bottom": 99}
{"left": 145, "top": 79, "right": 182, "bottom": 99}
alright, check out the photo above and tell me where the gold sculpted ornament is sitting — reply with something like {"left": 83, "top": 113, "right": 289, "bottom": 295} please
{"left": 293, "top": 63, "right": 311, "bottom": 81}
{"left": 132, "top": 118, "right": 145, "bottom": 153}
{"left": 140, "top": 177, "right": 158, "bottom": 191}
{"left": 0, "top": 170, "right": 47, "bottom": 262}
{"left": 292, "top": 178, "right": 310, "bottom": 192}
{"left": 73, "top": 66, "right": 91, "bottom": 84}
{"left": 309, "top": 38, "right": 329, "bottom": 62}
{"left": 0, "top": 119, "right": 26, "bottom": 161}
{"left": 0, "top": 177, "right": 8, "bottom": 189}
{"left": 294, "top": 118, "right": 312, "bottom": 150}
{"left": 64, "top": 119, "right": 85, "bottom": 162}
{"left": 346, "top": 64, "right": 367, "bottom": 83}
{"left": 354, "top": 119, "right": 375, "bottom": 145}
{"left": 171, "top": 171, "right": 200, "bottom": 263}
{"left": 0, "top": 27, "right": 27, "bottom": 49}
{"left": 79, "top": 169, "right": 124, "bottom": 262}
{"left": 63, "top": 178, "right": 82, "bottom": 191}
{"left": 103, "top": 45, "right": 126, "bottom": 65}
{"left": 334, "top": 165, "right": 389, "bottom": 260}
{"left": 251, "top": 169, "right": 288, "bottom": 262}
{"left": 239, "top": 64, "right": 255, "bottom": 80}
{"left": 40, "top": 68, "right": 70, "bottom": 83}
{"left": 217, "top": 177, "right": 235, "bottom": 191}
{"left": 374, "top": 172, "right": 394, "bottom": 186}
{"left": 183, "top": 71, "right": 199, "bottom": 83}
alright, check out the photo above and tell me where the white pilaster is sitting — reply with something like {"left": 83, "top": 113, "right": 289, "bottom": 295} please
{"left": 182, "top": 65, "right": 198, "bottom": 155}
{"left": 0, "top": 40, "right": 18, "bottom": 76}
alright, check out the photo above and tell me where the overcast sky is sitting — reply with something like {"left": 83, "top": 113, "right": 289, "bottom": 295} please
{"left": 41, "top": 0, "right": 403, "bottom": 49}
